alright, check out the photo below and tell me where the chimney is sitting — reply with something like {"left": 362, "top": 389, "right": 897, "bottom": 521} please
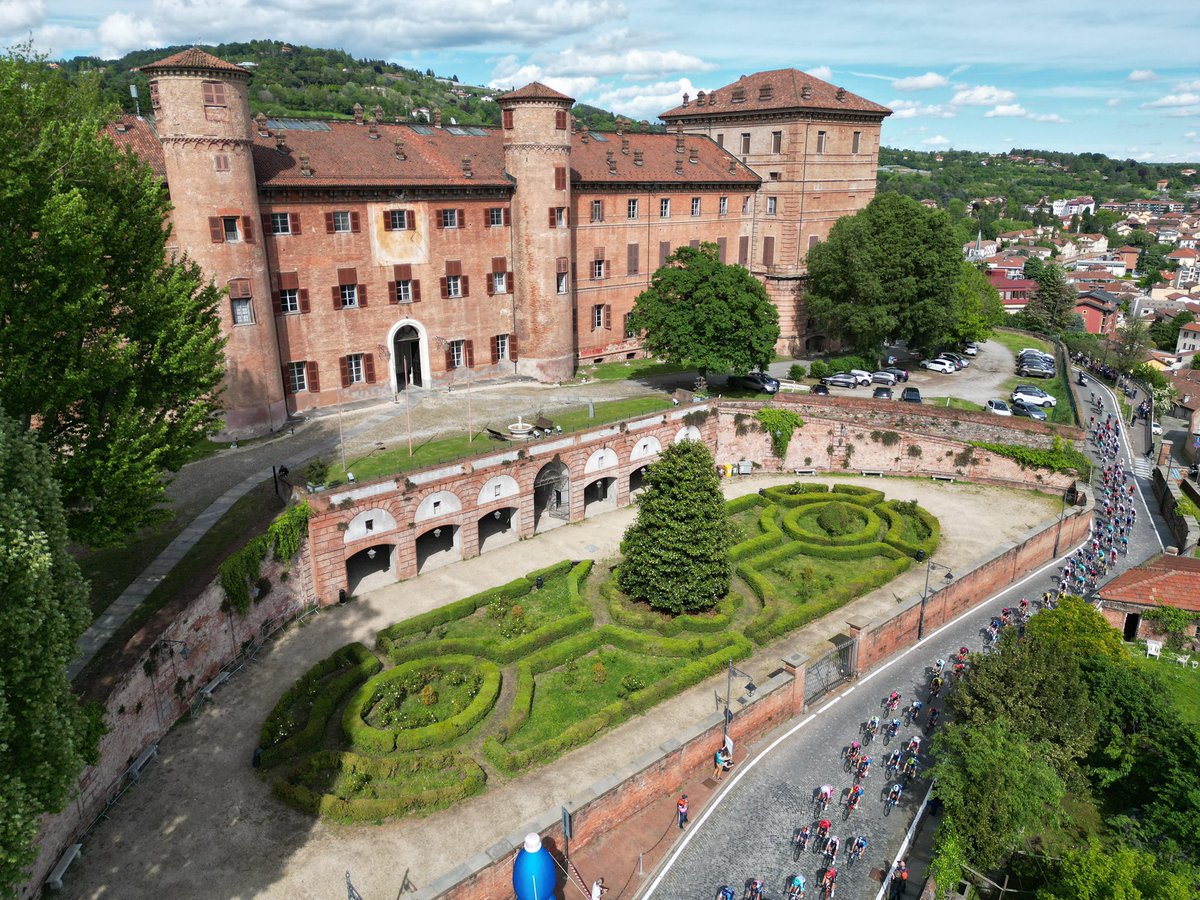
{"left": 299, "top": 151, "right": 312, "bottom": 177}
{"left": 580, "top": 124, "right": 589, "bottom": 144}
{"left": 368, "top": 122, "right": 379, "bottom": 139}
{"left": 709, "top": 91, "right": 718, "bottom": 105}
{"left": 689, "top": 146, "right": 699, "bottom": 164}
{"left": 633, "top": 149, "right": 644, "bottom": 167}
{"left": 255, "top": 112, "right": 269, "bottom": 136}
{"left": 433, "top": 108, "right": 442, "bottom": 128}
{"left": 759, "top": 84, "right": 773, "bottom": 101}
{"left": 675, "top": 122, "right": 685, "bottom": 154}
{"left": 114, "top": 121, "right": 128, "bottom": 133}
{"left": 675, "top": 160, "right": 683, "bottom": 176}
{"left": 801, "top": 83, "right": 812, "bottom": 100}
{"left": 275, "top": 129, "right": 288, "bottom": 153}
{"left": 394, "top": 138, "right": 406, "bottom": 161}
{"left": 373, "top": 104, "right": 383, "bottom": 124}
{"left": 682, "top": 92, "right": 690, "bottom": 107}
{"left": 462, "top": 155, "right": 473, "bottom": 178}
{"left": 353, "top": 102, "right": 364, "bottom": 125}
{"left": 607, "top": 149, "right": 616, "bottom": 175}
{"left": 621, "top": 137, "right": 630, "bottom": 155}
{"left": 836, "top": 87, "right": 846, "bottom": 102}
{"left": 696, "top": 90, "right": 706, "bottom": 107}
{"left": 729, "top": 160, "right": 737, "bottom": 175}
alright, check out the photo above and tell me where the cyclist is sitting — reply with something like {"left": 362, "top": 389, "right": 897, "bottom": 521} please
{"left": 933, "top": 657, "right": 946, "bottom": 674}
{"left": 926, "top": 707, "right": 939, "bottom": 731}
{"left": 930, "top": 674, "right": 943, "bottom": 698}
{"left": 796, "top": 823, "right": 811, "bottom": 852}
{"left": 816, "top": 818, "right": 832, "bottom": 843}
{"left": 907, "top": 699, "right": 922, "bottom": 721}
{"left": 886, "top": 691, "right": 901, "bottom": 711}
{"left": 887, "top": 748, "right": 902, "bottom": 774}
{"left": 906, "top": 734, "right": 922, "bottom": 755}
{"left": 857, "top": 755, "right": 872, "bottom": 780}
{"left": 956, "top": 646, "right": 969, "bottom": 663}
{"left": 847, "top": 785, "right": 864, "bottom": 811}
{"left": 821, "top": 867, "right": 837, "bottom": 897}
{"left": 850, "top": 835, "right": 868, "bottom": 862}
{"left": 866, "top": 715, "right": 880, "bottom": 739}
{"left": 825, "top": 834, "right": 840, "bottom": 863}
{"left": 904, "top": 755, "right": 919, "bottom": 780}
{"left": 719, "top": 887, "right": 736, "bottom": 900}
{"left": 953, "top": 661, "right": 967, "bottom": 680}
{"left": 888, "top": 782, "right": 903, "bottom": 809}
{"left": 747, "top": 878, "right": 766, "bottom": 900}
{"left": 818, "top": 784, "right": 834, "bottom": 811}
{"left": 787, "top": 874, "right": 807, "bottom": 899}
{"left": 847, "top": 740, "right": 861, "bottom": 764}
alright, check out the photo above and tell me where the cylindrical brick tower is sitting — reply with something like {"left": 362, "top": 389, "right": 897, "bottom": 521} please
{"left": 498, "top": 83, "right": 576, "bottom": 382}
{"left": 140, "top": 49, "right": 287, "bottom": 436}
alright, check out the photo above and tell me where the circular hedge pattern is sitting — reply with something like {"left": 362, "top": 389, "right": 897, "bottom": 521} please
{"left": 785, "top": 501, "right": 884, "bottom": 546}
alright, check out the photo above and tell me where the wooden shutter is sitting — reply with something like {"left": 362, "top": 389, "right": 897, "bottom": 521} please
{"left": 603, "top": 305, "right": 612, "bottom": 330}
{"left": 435, "top": 210, "right": 445, "bottom": 230}
{"left": 405, "top": 210, "right": 415, "bottom": 230}
{"left": 261, "top": 213, "right": 272, "bottom": 238}
{"left": 339, "top": 355, "right": 351, "bottom": 388}
{"left": 492, "top": 257, "right": 507, "bottom": 273}
{"left": 502, "top": 207, "right": 510, "bottom": 226}
{"left": 331, "top": 286, "right": 342, "bottom": 309}
{"left": 555, "top": 109, "right": 567, "bottom": 130}
{"left": 509, "top": 333, "right": 519, "bottom": 361}
{"left": 357, "top": 285, "right": 368, "bottom": 307}
{"left": 208, "top": 217, "right": 224, "bottom": 243}
{"left": 364, "top": 354, "right": 376, "bottom": 384}
{"left": 464, "top": 340, "right": 474, "bottom": 367}
{"left": 242, "top": 216, "right": 255, "bottom": 243}
{"left": 444, "top": 346, "right": 454, "bottom": 369}
{"left": 486, "top": 273, "right": 495, "bottom": 295}
{"left": 394, "top": 264, "right": 412, "bottom": 281}
{"left": 627, "top": 243, "right": 639, "bottom": 275}
{"left": 659, "top": 241, "right": 670, "bottom": 266}
{"left": 763, "top": 236, "right": 775, "bottom": 266}
{"left": 439, "top": 277, "right": 449, "bottom": 298}
{"left": 298, "top": 289, "right": 310, "bottom": 313}
{"left": 290, "top": 213, "right": 301, "bottom": 234}
{"left": 502, "top": 109, "right": 513, "bottom": 129}
{"left": 554, "top": 166, "right": 566, "bottom": 190}
{"left": 280, "top": 271, "right": 300, "bottom": 290}
{"left": 281, "top": 365, "right": 292, "bottom": 394}
{"left": 456, "top": 209, "right": 465, "bottom": 227}
{"left": 460, "top": 276, "right": 470, "bottom": 297}
{"left": 690, "top": 239, "right": 700, "bottom": 249}
{"left": 307, "top": 360, "right": 321, "bottom": 392}
{"left": 490, "top": 335, "right": 500, "bottom": 363}
{"left": 350, "top": 212, "right": 361, "bottom": 233}
{"left": 324, "top": 212, "right": 335, "bottom": 233}
{"left": 411, "top": 280, "right": 421, "bottom": 302}
{"left": 382, "top": 210, "right": 394, "bottom": 231}
{"left": 446, "top": 260, "right": 462, "bottom": 277}
{"left": 548, "top": 207, "right": 558, "bottom": 228}
{"left": 508, "top": 274, "right": 515, "bottom": 294}
{"left": 717, "top": 237, "right": 727, "bottom": 263}
{"left": 738, "top": 235, "right": 749, "bottom": 265}
{"left": 556, "top": 257, "right": 569, "bottom": 273}
{"left": 272, "top": 291, "right": 283, "bottom": 315}
{"left": 387, "top": 282, "right": 398, "bottom": 304}
{"left": 338, "top": 267, "right": 357, "bottom": 285}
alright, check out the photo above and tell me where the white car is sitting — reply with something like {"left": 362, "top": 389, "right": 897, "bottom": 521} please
{"left": 848, "top": 369, "right": 873, "bottom": 386}
{"left": 871, "top": 371, "right": 898, "bottom": 386}
{"left": 962, "top": 345, "right": 978, "bottom": 357}
{"left": 986, "top": 399, "right": 1012, "bottom": 416}
{"left": 1010, "top": 385, "right": 1058, "bottom": 408}
{"left": 921, "top": 359, "right": 956, "bottom": 374}
{"left": 1152, "top": 421, "right": 1162, "bottom": 435}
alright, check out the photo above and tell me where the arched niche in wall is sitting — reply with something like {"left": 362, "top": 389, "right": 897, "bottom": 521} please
{"left": 583, "top": 447, "right": 618, "bottom": 474}
{"left": 477, "top": 474, "right": 520, "bottom": 505}
{"left": 414, "top": 489, "right": 462, "bottom": 523}
{"left": 343, "top": 508, "right": 399, "bottom": 544}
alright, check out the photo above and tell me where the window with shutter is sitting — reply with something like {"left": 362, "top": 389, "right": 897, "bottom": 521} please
{"left": 689, "top": 239, "right": 700, "bottom": 250}
{"left": 202, "top": 82, "right": 226, "bottom": 107}
{"left": 502, "top": 109, "right": 513, "bottom": 129}
{"left": 627, "top": 243, "right": 639, "bottom": 276}
{"left": 214, "top": 154, "right": 230, "bottom": 172}
{"left": 350, "top": 211, "right": 361, "bottom": 233}
{"left": 464, "top": 340, "right": 474, "bottom": 368}
{"left": 290, "top": 212, "right": 301, "bottom": 234}
{"left": 738, "top": 235, "right": 749, "bottom": 266}
{"left": 509, "top": 334, "right": 519, "bottom": 361}
{"left": 306, "top": 360, "right": 321, "bottom": 392}
{"left": 491, "top": 335, "right": 500, "bottom": 364}
{"left": 299, "top": 289, "right": 310, "bottom": 313}
{"left": 554, "top": 166, "right": 566, "bottom": 191}
{"left": 603, "top": 305, "right": 612, "bottom": 330}
{"left": 763, "top": 236, "right": 775, "bottom": 266}
{"left": 555, "top": 109, "right": 567, "bottom": 130}
{"left": 486, "top": 273, "right": 495, "bottom": 295}
{"left": 659, "top": 241, "right": 670, "bottom": 267}
{"left": 717, "top": 237, "right": 727, "bottom": 263}
{"left": 241, "top": 215, "right": 255, "bottom": 243}
{"left": 364, "top": 354, "right": 376, "bottom": 383}
{"left": 208, "top": 217, "right": 224, "bottom": 243}
{"left": 852, "top": 131, "right": 862, "bottom": 154}
{"left": 339, "top": 355, "right": 351, "bottom": 388}
{"left": 324, "top": 212, "right": 336, "bottom": 233}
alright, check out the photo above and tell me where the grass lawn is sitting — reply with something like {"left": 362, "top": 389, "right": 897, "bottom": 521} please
{"left": 894, "top": 506, "right": 933, "bottom": 546}
{"left": 508, "top": 647, "right": 678, "bottom": 751}
{"left": 295, "top": 754, "right": 468, "bottom": 800}
{"left": 336, "top": 395, "right": 675, "bottom": 482}
{"left": 926, "top": 396, "right": 985, "bottom": 412}
{"left": 992, "top": 329, "right": 1052, "bottom": 357}
{"left": 762, "top": 553, "right": 898, "bottom": 605}
{"left": 574, "top": 358, "right": 688, "bottom": 382}
{"left": 1000, "top": 375, "right": 1076, "bottom": 425}
{"left": 729, "top": 506, "right": 767, "bottom": 544}
{"left": 1136, "top": 653, "right": 1200, "bottom": 727}
{"left": 366, "top": 667, "right": 481, "bottom": 730}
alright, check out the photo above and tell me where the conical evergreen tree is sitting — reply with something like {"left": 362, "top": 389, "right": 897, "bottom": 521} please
{"left": 617, "top": 440, "right": 731, "bottom": 613}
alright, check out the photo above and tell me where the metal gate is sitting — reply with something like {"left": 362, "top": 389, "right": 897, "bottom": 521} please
{"left": 804, "top": 637, "right": 857, "bottom": 704}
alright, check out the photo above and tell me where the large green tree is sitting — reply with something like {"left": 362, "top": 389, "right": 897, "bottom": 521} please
{"left": 947, "top": 262, "right": 1005, "bottom": 345}
{"left": 1023, "top": 262, "right": 1077, "bottom": 333}
{"left": 0, "top": 410, "right": 104, "bottom": 893}
{"left": 0, "top": 49, "right": 226, "bottom": 546}
{"left": 805, "top": 193, "right": 963, "bottom": 356}
{"left": 1149, "top": 310, "right": 1193, "bottom": 350}
{"left": 627, "top": 243, "right": 779, "bottom": 380}
{"left": 1114, "top": 315, "right": 1153, "bottom": 373}
{"left": 617, "top": 440, "right": 731, "bottom": 614}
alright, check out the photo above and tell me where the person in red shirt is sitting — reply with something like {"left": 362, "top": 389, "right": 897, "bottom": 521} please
{"left": 676, "top": 794, "right": 688, "bottom": 829}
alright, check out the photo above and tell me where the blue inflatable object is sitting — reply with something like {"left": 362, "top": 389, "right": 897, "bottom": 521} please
{"left": 512, "top": 833, "right": 557, "bottom": 900}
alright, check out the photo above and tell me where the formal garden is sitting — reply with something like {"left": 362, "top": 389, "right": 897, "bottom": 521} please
{"left": 257, "top": 445, "right": 941, "bottom": 823}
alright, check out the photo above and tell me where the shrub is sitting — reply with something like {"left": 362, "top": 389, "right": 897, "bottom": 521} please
{"left": 809, "top": 360, "right": 830, "bottom": 379}
{"left": 592, "top": 661, "right": 607, "bottom": 684}
{"left": 788, "top": 363, "right": 807, "bottom": 380}
{"left": 969, "top": 441, "right": 1092, "bottom": 478}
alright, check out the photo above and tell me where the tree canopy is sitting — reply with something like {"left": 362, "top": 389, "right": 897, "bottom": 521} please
{"left": 617, "top": 440, "right": 732, "bottom": 613}
{"left": 0, "top": 49, "right": 227, "bottom": 545}
{"left": 627, "top": 242, "right": 779, "bottom": 379}
{"left": 804, "top": 193, "right": 969, "bottom": 356}
{"left": 0, "top": 409, "right": 104, "bottom": 894}
{"left": 1022, "top": 262, "right": 1077, "bottom": 333}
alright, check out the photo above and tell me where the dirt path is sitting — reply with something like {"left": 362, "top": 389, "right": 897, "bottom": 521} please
{"left": 59, "top": 475, "right": 1058, "bottom": 900}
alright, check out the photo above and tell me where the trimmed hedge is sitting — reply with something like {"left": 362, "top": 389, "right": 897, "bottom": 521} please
{"left": 483, "top": 627, "right": 752, "bottom": 774}
{"left": 878, "top": 501, "right": 942, "bottom": 559}
{"left": 259, "top": 643, "right": 382, "bottom": 768}
{"left": 273, "top": 749, "right": 485, "bottom": 821}
{"left": 782, "top": 501, "right": 884, "bottom": 547}
{"left": 342, "top": 656, "right": 501, "bottom": 754}
{"left": 724, "top": 493, "right": 765, "bottom": 515}
{"left": 762, "top": 483, "right": 830, "bottom": 506}
{"left": 603, "top": 577, "right": 741, "bottom": 635}
{"left": 375, "top": 559, "right": 575, "bottom": 654}
{"left": 830, "top": 484, "right": 886, "bottom": 506}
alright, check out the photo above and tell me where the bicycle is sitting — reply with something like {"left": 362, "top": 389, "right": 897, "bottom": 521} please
{"left": 886, "top": 784, "right": 903, "bottom": 811}
{"left": 849, "top": 837, "right": 867, "bottom": 864}
{"left": 794, "top": 826, "right": 811, "bottom": 861}
{"left": 821, "top": 870, "right": 838, "bottom": 900}
{"left": 787, "top": 875, "right": 807, "bottom": 899}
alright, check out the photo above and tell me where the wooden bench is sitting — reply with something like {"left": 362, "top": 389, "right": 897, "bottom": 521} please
{"left": 860, "top": 470, "right": 884, "bottom": 478}
{"left": 793, "top": 468, "right": 818, "bottom": 476}
{"left": 127, "top": 743, "right": 158, "bottom": 784}
{"left": 535, "top": 416, "right": 554, "bottom": 431}
{"left": 485, "top": 428, "right": 510, "bottom": 442}
{"left": 46, "top": 843, "right": 82, "bottom": 891}
{"left": 931, "top": 475, "right": 955, "bottom": 483}
{"left": 200, "top": 670, "right": 231, "bottom": 699}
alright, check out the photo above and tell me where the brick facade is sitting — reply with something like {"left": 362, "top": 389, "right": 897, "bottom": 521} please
{"left": 112, "top": 51, "right": 890, "bottom": 435}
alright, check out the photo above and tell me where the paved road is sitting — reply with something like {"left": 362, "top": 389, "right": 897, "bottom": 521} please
{"left": 642, "top": 367, "right": 1171, "bottom": 900}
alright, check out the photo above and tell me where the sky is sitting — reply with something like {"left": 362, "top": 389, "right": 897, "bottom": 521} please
{"left": 7, "top": 0, "right": 1200, "bottom": 162}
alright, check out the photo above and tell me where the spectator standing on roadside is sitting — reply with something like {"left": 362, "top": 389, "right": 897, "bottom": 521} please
{"left": 591, "top": 877, "right": 608, "bottom": 900}
{"left": 677, "top": 794, "right": 689, "bottom": 829}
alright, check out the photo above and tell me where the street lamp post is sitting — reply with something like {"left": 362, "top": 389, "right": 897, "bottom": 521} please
{"left": 432, "top": 336, "right": 474, "bottom": 443}
{"left": 915, "top": 550, "right": 954, "bottom": 640}
{"left": 1052, "top": 485, "right": 1073, "bottom": 557}
{"left": 716, "top": 660, "right": 756, "bottom": 747}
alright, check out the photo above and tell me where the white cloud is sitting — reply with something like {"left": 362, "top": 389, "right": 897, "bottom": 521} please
{"left": 0, "top": 0, "right": 43, "bottom": 32}
{"left": 950, "top": 85, "right": 1016, "bottom": 107}
{"left": 985, "top": 103, "right": 1026, "bottom": 118}
{"left": 892, "top": 71, "right": 948, "bottom": 92}
{"left": 1164, "top": 107, "right": 1200, "bottom": 118}
{"left": 888, "top": 99, "right": 953, "bottom": 119}
{"left": 1029, "top": 112, "right": 1068, "bottom": 123}
{"left": 1107, "top": 98, "right": 1121, "bottom": 108}
{"left": 1128, "top": 69, "right": 1157, "bottom": 82}
{"left": 806, "top": 65, "right": 832, "bottom": 82}
{"left": 1144, "top": 93, "right": 1200, "bottom": 108}
{"left": 592, "top": 77, "right": 699, "bottom": 120}
{"left": 1175, "top": 80, "right": 1200, "bottom": 93}
{"left": 97, "top": 11, "right": 161, "bottom": 59}
{"left": 921, "top": 134, "right": 951, "bottom": 148}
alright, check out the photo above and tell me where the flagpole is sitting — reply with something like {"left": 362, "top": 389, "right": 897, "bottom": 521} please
{"left": 405, "top": 361, "right": 414, "bottom": 456}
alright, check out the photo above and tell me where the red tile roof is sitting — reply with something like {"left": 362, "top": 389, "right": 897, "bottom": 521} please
{"left": 659, "top": 69, "right": 890, "bottom": 119}
{"left": 103, "top": 116, "right": 165, "bottom": 177}
{"left": 138, "top": 48, "right": 250, "bottom": 76}
{"left": 1100, "top": 554, "right": 1200, "bottom": 612}
{"left": 496, "top": 82, "right": 573, "bottom": 103}
{"left": 571, "top": 133, "right": 758, "bottom": 185}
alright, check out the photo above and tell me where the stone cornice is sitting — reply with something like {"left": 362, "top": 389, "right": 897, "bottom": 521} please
{"left": 662, "top": 109, "right": 886, "bottom": 127}
{"left": 258, "top": 184, "right": 513, "bottom": 203}
{"left": 161, "top": 135, "right": 253, "bottom": 149}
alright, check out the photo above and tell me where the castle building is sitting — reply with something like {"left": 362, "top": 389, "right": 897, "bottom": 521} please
{"left": 111, "top": 49, "right": 890, "bottom": 435}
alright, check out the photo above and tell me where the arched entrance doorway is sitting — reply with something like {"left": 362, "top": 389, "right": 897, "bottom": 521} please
{"left": 393, "top": 324, "right": 424, "bottom": 389}
{"left": 533, "top": 461, "right": 570, "bottom": 532}
{"left": 805, "top": 334, "right": 826, "bottom": 354}
{"left": 629, "top": 465, "right": 649, "bottom": 497}
{"left": 415, "top": 524, "right": 460, "bottom": 573}
{"left": 478, "top": 507, "right": 518, "bottom": 553}
{"left": 583, "top": 477, "right": 617, "bottom": 517}
{"left": 345, "top": 544, "right": 395, "bottom": 595}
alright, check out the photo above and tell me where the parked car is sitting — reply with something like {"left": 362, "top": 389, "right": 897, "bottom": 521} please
{"left": 935, "top": 356, "right": 965, "bottom": 370}
{"left": 986, "top": 399, "right": 1013, "bottom": 416}
{"left": 962, "top": 344, "right": 978, "bottom": 356}
{"left": 739, "top": 371, "right": 780, "bottom": 394}
{"left": 1017, "top": 362, "right": 1056, "bottom": 379}
{"left": 1010, "top": 400, "right": 1048, "bottom": 421}
{"left": 1152, "top": 421, "right": 1163, "bottom": 435}
{"left": 921, "top": 359, "right": 956, "bottom": 374}
{"left": 884, "top": 367, "right": 909, "bottom": 383}
{"left": 1018, "top": 351, "right": 1054, "bottom": 366}
{"left": 940, "top": 352, "right": 971, "bottom": 367}
{"left": 873, "top": 386, "right": 893, "bottom": 400}
{"left": 821, "top": 372, "right": 859, "bottom": 389}
{"left": 1019, "top": 347, "right": 1053, "bottom": 359}
{"left": 810, "top": 383, "right": 830, "bottom": 396}
{"left": 848, "top": 369, "right": 874, "bottom": 386}
{"left": 1010, "top": 385, "right": 1057, "bottom": 408}
{"left": 900, "top": 386, "right": 922, "bottom": 403}
{"left": 871, "top": 371, "right": 898, "bottom": 386}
